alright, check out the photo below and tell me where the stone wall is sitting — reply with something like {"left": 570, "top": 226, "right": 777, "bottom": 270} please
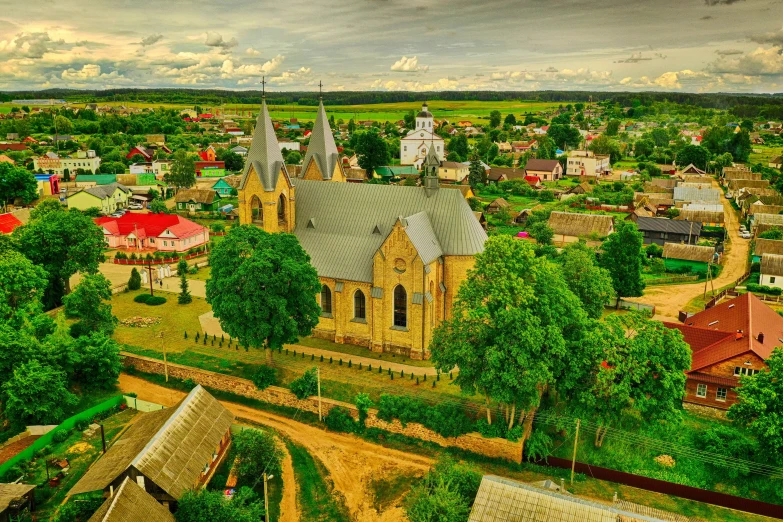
{"left": 122, "top": 353, "right": 521, "bottom": 463}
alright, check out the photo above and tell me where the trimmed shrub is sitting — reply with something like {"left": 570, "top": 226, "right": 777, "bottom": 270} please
{"left": 747, "top": 283, "right": 782, "bottom": 296}
{"left": 146, "top": 296, "right": 167, "bottom": 305}
{"left": 324, "top": 406, "right": 356, "bottom": 433}
{"left": 134, "top": 293, "right": 151, "bottom": 304}
{"left": 127, "top": 268, "right": 141, "bottom": 290}
{"left": 252, "top": 365, "right": 277, "bottom": 390}
{"left": 74, "top": 418, "right": 90, "bottom": 431}
{"left": 52, "top": 429, "right": 70, "bottom": 443}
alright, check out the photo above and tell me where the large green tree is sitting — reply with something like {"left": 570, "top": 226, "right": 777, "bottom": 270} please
{"left": 206, "top": 226, "right": 321, "bottom": 357}
{"left": 559, "top": 242, "right": 614, "bottom": 319}
{"left": 72, "top": 333, "right": 122, "bottom": 390}
{"left": 605, "top": 119, "right": 621, "bottom": 136}
{"left": 0, "top": 163, "right": 38, "bottom": 210}
{"left": 588, "top": 135, "right": 622, "bottom": 164}
{"left": 600, "top": 221, "right": 645, "bottom": 302}
{"left": 429, "top": 236, "right": 589, "bottom": 430}
{"left": 2, "top": 359, "right": 77, "bottom": 425}
{"left": 467, "top": 154, "right": 485, "bottom": 189}
{"left": 165, "top": 150, "right": 196, "bottom": 191}
{"left": 547, "top": 124, "right": 582, "bottom": 149}
{"left": 14, "top": 202, "right": 105, "bottom": 309}
{"left": 573, "top": 313, "right": 691, "bottom": 445}
{"left": 354, "top": 129, "right": 389, "bottom": 176}
{"left": 728, "top": 348, "right": 783, "bottom": 464}
{"left": 63, "top": 273, "right": 117, "bottom": 336}
{"left": 676, "top": 144, "right": 709, "bottom": 170}
{"left": 233, "top": 429, "right": 283, "bottom": 487}
{"left": 447, "top": 134, "right": 469, "bottom": 162}
{"left": 489, "top": 110, "right": 502, "bottom": 128}
{"left": 0, "top": 250, "right": 47, "bottom": 323}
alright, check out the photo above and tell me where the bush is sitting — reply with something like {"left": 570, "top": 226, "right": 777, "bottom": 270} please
{"left": 324, "top": 406, "right": 356, "bottom": 433}
{"left": 645, "top": 243, "right": 663, "bottom": 258}
{"left": 747, "top": 283, "right": 782, "bottom": 295}
{"left": 251, "top": 365, "right": 277, "bottom": 390}
{"left": 134, "top": 293, "right": 151, "bottom": 304}
{"left": 355, "top": 393, "right": 373, "bottom": 431}
{"left": 74, "top": 418, "right": 90, "bottom": 431}
{"left": 289, "top": 368, "right": 318, "bottom": 399}
{"left": 52, "top": 429, "right": 70, "bottom": 443}
{"left": 149, "top": 295, "right": 167, "bottom": 305}
{"left": 183, "top": 378, "right": 196, "bottom": 389}
{"left": 376, "top": 394, "right": 474, "bottom": 438}
{"left": 127, "top": 267, "right": 141, "bottom": 290}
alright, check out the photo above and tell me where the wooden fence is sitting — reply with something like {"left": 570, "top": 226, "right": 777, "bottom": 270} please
{"left": 645, "top": 275, "right": 700, "bottom": 286}
{"left": 704, "top": 271, "right": 750, "bottom": 309}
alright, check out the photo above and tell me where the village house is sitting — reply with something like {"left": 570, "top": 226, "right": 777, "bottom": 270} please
{"left": 70, "top": 386, "right": 233, "bottom": 510}
{"left": 0, "top": 213, "right": 23, "bottom": 235}
{"left": 67, "top": 183, "right": 131, "bottom": 214}
{"left": 679, "top": 163, "right": 707, "bottom": 176}
{"left": 485, "top": 198, "right": 510, "bottom": 214}
{"left": 751, "top": 238, "right": 783, "bottom": 262}
{"left": 523, "top": 159, "right": 563, "bottom": 182}
{"left": 721, "top": 166, "right": 758, "bottom": 186}
{"left": 752, "top": 213, "right": 783, "bottom": 236}
{"left": 547, "top": 211, "right": 614, "bottom": 243}
{"left": 86, "top": 478, "right": 175, "bottom": 522}
{"left": 760, "top": 254, "right": 783, "bottom": 290}
{"left": 34, "top": 173, "right": 60, "bottom": 197}
{"left": 770, "top": 156, "right": 782, "bottom": 169}
{"left": 676, "top": 209, "right": 725, "bottom": 228}
{"left": 672, "top": 186, "right": 721, "bottom": 205}
{"left": 237, "top": 98, "right": 486, "bottom": 359}
{"left": 438, "top": 161, "right": 469, "bottom": 183}
{"left": 665, "top": 293, "right": 783, "bottom": 410}
{"left": 197, "top": 146, "right": 217, "bottom": 161}
{"left": 662, "top": 242, "right": 716, "bottom": 275}
{"left": 33, "top": 150, "right": 101, "bottom": 175}
{"left": 438, "top": 184, "right": 475, "bottom": 200}
{"left": 211, "top": 175, "right": 241, "bottom": 197}
{"left": 95, "top": 213, "right": 209, "bottom": 252}
{"left": 0, "top": 483, "right": 35, "bottom": 522}
{"left": 727, "top": 178, "right": 770, "bottom": 195}
{"left": 175, "top": 188, "right": 221, "bottom": 212}
{"left": 195, "top": 161, "right": 226, "bottom": 177}
{"left": 126, "top": 144, "right": 172, "bottom": 161}
{"left": 634, "top": 216, "right": 701, "bottom": 246}
{"left": 565, "top": 150, "right": 611, "bottom": 177}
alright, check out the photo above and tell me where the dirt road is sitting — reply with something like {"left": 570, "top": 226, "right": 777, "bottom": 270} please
{"left": 119, "top": 374, "right": 431, "bottom": 522}
{"left": 633, "top": 179, "right": 749, "bottom": 320}
{"left": 278, "top": 444, "right": 298, "bottom": 522}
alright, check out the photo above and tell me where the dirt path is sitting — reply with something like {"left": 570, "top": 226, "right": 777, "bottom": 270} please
{"left": 119, "top": 373, "right": 431, "bottom": 522}
{"left": 278, "top": 443, "right": 299, "bottom": 522}
{"left": 632, "top": 179, "right": 750, "bottom": 321}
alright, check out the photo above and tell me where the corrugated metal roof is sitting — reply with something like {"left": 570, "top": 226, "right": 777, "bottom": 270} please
{"left": 240, "top": 100, "right": 288, "bottom": 192}
{"left": 635, "top": 217, "right": 702, "bottom": 235}
{"left": 80, "top": 182, "right": 131, "bottom": 200}
{"left": 88, "top": 477, "right": 175, "bottom": 522}
{"left": 301, "top": 101, "right": 341, "bottom": 181}
{"left": 293, "top": 180, "right": 486, "bottom": 282}
{"left": 673, "top": 186, "right": 721, "bottom": 203}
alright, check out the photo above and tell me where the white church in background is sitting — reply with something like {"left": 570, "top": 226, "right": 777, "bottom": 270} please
{"left": 400, "top": 102, "right": 445, "bottom": 168}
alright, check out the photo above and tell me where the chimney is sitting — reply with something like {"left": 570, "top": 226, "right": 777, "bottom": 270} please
{"left": 758, "top": 332, "right": 765, "bottom": 344}
{"left": 736, "top": 330, "right": 743, "bottom": 340}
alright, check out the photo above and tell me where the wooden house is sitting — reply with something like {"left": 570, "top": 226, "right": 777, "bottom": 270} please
{"left": 752, "top": 238, "right": 783, "bottom": 262}
{"left": 175, "top": 189, "right": 221, "bottom": 212}
{"left": 486, "top": 198, "right": 510, "bottom": 214}
{"left": 635, "top": 217, "right": 701, "bottom": 245}
{"left": 547, "top": 211, "right": 614, "bottom": 243}
{"left": 662, "top": 242, "right": 716, "bottom": 274}
{"left": 87, "top": 478, "right": 175, "bottom": 522}
{"left": 0, "top": 484, "right": 35, "bottom": 522}
{"left": 676, "top": 209, "right": 725, "bottom": 228}
{"left": 69, "top": 386, "right": 234, "bottom": 509}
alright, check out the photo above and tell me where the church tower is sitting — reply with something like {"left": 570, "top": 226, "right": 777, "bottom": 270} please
{"left": 423, "top": 141, "right": 440, "bottom": 197}
{"left": 301, "top": 90, "right": 345, "bottom": 182}
{"left": 238, "top": 93, "right": 296, "bottom": 233}
{"left": 415, "top": 102, "right": 434, "bottom": 131}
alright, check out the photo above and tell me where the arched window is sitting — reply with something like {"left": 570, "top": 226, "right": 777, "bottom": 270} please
{"left": 393, "top": 285, "right": 407, "bottom": 328}
{"left": 250, "top": 195, "right": 263, "bottom": 226}
{"left": 354, "top": 290, "right": 366, "bottom": 320}
{"left": 277, "top": 193, "right": 286, "bottom": 227}
{"left": 321, "top": 285, "right": 332, "bottom": 315}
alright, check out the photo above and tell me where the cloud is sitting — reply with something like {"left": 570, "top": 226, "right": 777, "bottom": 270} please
{"left": 246, "top": 47, "right": 260, "bottom": 56}
{"left": 750, "top": 27, "right": 783, "bottom": 49}
{"left": 707, "top": 47, "right": 783, "bottom": 75}
{"left": 61, "top": 63, "right": 102, "bottom": 80}
{"left": 204, "top": 32, "right": 238, "bottom": 52}
{"left": 269, "top": 66, "right": 313, "bottom": 85}
{"left": 615, "top": 52, "right": 653, "bottom": 63}
{"left": 715, "top": 48, "right": 744, "bottom": 56}
{"left": 13, "top": 32, "right": 65, "bottom": 59}
{"left": 390, "top": 55, "right": 428, "bottom": 73}
{"left": 704, "top": 0, "right": 744, "bottom": 5}
{"left": 222, "top": 54, "right": 285, "bottom": 82}
{"left": 139, "top": 34, "right": 163, "bottom": 47}
{"left": 700, "top": 15, "right": 714, "bottom": 20}
{"left": 545, "top": 66, "right": 559, "bottom": 73}
{"left": 620, "top": 77, "right": 633, "bottom": 85}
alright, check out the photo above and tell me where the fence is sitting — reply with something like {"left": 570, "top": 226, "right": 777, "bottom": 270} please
{"left": 113, "top": 250, "right": 206, "bottom": 265}
{"left": 606, "top": 298, "right": 655, "bottom": 315}
{"left": 0, "top": 395, "right": 125, "bottom": 477}
{"left": 704, "top": 271, "right": 749, "bottom": 309}
{"left": 530, "top": 456, "right": 783, "bottom": 520}
{"left": 645, "top": 275, "right": 700, "bottom": 286}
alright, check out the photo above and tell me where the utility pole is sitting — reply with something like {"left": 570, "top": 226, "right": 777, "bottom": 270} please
{"left": 147, "top": 260, "right": 155, "bottom": 297}
{"left": 263, "top": 473, "right": 272, "bottom": 522}
{"left": 160, "top": 331, "right": 168, "bottom": 382}
{"left": 317, "top": 367, "right": 323, "bottom": 422}
{"left": 570, "top": 419, "right": 580, "bottom": 486}
{"left": 703, "top": 262, "right": 712, "bottom": 299}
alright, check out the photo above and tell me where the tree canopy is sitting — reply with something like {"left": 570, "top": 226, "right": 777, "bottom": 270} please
{"left": 63, "top": 273, "right": 117, "bottom": 335}
{"left": 558, "top": 242, "right": 614, "bottom": 319}
{"left": 165, "top": 149, "right": 197, "bottom": 190}
{"left": 0, "top": 163, "right": 38, "bottom": 210}
{"left": 599, "top": 221, "right": 645, "bottom": 301}
{"left": 354, "top": 129, "right": 389, "bottom": 176}
{"left": 0, "top": 250, "right": 47, "bottom": 323}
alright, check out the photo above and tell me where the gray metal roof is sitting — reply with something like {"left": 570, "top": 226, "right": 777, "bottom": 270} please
{"left": 240, "top": 100, "right": 287, "bottom": 192}
{"left": 302, "top": 101, "right": 341, "bottom": 180}
{"left": 293, "top": 180, "right": 487, "bottom": 282}
{"left": 82, "top": 182, "right": 131, "bottom": 200}
{"left": 673, "top": 186, "right": 721, "bottom": 203}
{"left": 635, "top": 216, "right": 702, "bottom": 235}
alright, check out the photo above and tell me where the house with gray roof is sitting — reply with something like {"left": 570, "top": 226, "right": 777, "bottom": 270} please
{"left": 635, "top": 217, "right": 701, "bottom": 245}
{"left": 673, "top": 186, "right": 721, "bottom": 204}
{"left": 66, "top": 182, "right": 131, "bottom": 215}
{"left": 236, "top": 97, "right": 487, "bottom": 360}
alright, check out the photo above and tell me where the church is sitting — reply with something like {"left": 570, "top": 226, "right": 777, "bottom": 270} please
{"left": 237, "top": 96, "right": 486, "bottom": 359}
{"left": 400, "top": 102, "right": 445, "bottom": 168}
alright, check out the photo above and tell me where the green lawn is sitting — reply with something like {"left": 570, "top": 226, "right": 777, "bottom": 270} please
{"left": 296, "top": 336, "right": 434, "bottom": 368}
{"left": 749, "top": 145, "right": 783, "bottom": 166}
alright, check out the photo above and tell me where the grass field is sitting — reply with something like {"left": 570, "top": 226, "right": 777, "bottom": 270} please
{"left": 749, "top": 145, "right": 783, "bottom": 166}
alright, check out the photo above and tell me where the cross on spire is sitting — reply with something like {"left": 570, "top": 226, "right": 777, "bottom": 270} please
{"left": 260, "top": 76, "right": 266, "bottom": 98}
{"left": 318, "top": 80, "right": 323, "bottom": 100}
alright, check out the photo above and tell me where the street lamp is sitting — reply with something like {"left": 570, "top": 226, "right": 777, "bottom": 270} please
{"left": 263, "top": 473, "right": 274, "bottom": 522}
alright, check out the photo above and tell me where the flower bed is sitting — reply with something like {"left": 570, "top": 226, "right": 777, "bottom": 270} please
{"left": 120, "top": 316, "right": 162, "bottom": 328}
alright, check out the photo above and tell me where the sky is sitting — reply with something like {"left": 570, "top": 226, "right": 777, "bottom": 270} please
{"left": 0, "top": 0, "right": 782, "bottom": 93}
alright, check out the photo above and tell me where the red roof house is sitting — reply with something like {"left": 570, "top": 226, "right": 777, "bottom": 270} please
{"left": 198, "top": 113, "right": 214, "bottom": 120}
{"left": 0, "top": 143, "right": 27, "bottom": 152}
{"left": 664, "top": 293, "right": 783, "bottom": 409}
{"left": 126, "top": 144, "right": 172, "bottom": 161}
{"left": 0, "top": 213, "right": 22, "bottom": 234}
{"left": 197, "top": 146, "right": 217, "bottom": 162}
{"left": 195, "top": 161, "right": 225, "bottom": 176}
{"left": 95, "top": 214, "right": 209, "bottom": 253}
{"left": 524, "top": 175, "right": 542, "bottom": 188}
{"left": 23, "top": 136, "right": 38, "bottom": 144}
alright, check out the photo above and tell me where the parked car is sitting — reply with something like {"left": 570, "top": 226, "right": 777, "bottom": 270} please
{"left": 740, "top": 231, "right": 751, "bottom": 239}
{"left": 127, "top": 203, "right": 143, "bottom": 210}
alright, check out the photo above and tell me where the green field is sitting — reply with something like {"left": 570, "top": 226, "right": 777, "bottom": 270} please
{"left": 749, "top": 145, "right": 783, "bottom": 166}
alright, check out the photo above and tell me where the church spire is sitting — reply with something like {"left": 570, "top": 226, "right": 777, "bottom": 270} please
{"left": 302, "top": 83, "right": 340, "bottom": 180}
{"left": 423, "top": 141, "right": 440, "bottom": 196}
{"left": 239, "top": 96, "right": 286, "bottom": 192}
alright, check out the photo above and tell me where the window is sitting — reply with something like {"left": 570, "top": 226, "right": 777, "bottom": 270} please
{"left": 772, "top": 277, "right": 777, "bottom": 284}
{"left": 354, "top": 290, "right": 366, "bottom": 320}
{"left": 734, "top": 367, "right": 759, "bottom": 377}
{"left": 696, "top": 384, "right": 707, "bottom": 398}
{"left": 716, "top": 387, "right": 727, "bottom": 402}
{"left": 393, "top": 285, "right": 407, "bottom": 328}
{"left": 320, "top": 285, "right": 332, "bottom": 315}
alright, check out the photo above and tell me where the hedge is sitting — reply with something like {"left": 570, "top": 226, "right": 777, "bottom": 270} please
{"left": 134, "top": 294, "right": 168, "bottom": 305}
{"left": 376, "top": 394, "right": 474, "bottom": 438}
{"left": 0, "top": 395, "right": 125, "bottom": 478}
{"left": 747, "top": 283, "right": 783, "bottom": 296}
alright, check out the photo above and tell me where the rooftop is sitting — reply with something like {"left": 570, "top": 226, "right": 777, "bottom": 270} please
{"left": 95, "top": 213, "right": 207, "bottom": 240}
{"left": 548, "top": 211, "right": 614, "bottom": 238}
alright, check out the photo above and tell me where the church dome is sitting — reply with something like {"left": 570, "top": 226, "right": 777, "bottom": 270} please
{"left": 417, "top": 103, "right": 433, "bottom": 118}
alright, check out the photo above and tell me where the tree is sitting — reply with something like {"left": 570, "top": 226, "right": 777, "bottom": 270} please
{"left": 489, "top": 110, "right": 502, "bottom": 128}
{"left": 289, "top": 367, "right": 318, "bottom": 399}
{"left": 63, "top": 273, "right": 117, "bottom": 336}
{"left": 559, "top": 242, "right": 614, "bottom": 319}
{"left": 285, "top": 150, "right": 302, "bottom": 165}
{"left": 218, "top": 150, "right": 244, "bottom": 172}
{"left": 177, "top": 259, "right": 192, "bottom": 304}
{"left": 405, "top": 459, "right": 481, "bottom": 522}
{"left": 547, "top": 124, "right": 581, "bottom": 149}
{"left": 165, "top": 150, "right": 196, "bottom": 191}
{"left": 128, "top": 267, "right": 141, "bottom": 290}
{"left": 448, "top": 134, "right": 469, "bottom": 162}
{"left": 589, "top": 135, "right": 622, "bottom": 164}
{"left": 728, "top": 348, "right": 783, "bottom": 464}
{"left": 251, "top": 365, "right": 277, "bottom": 390}
{"left": 606, "top": 119, "right": 621, "bottom": 136}
{"left": 634, "top": 139, "right": 655, "bottom": 158}
{"left": 574, "top": 312, "right": 691, "bottom": 446}
{"left": 467, "top": 155, "right": 485, "bottom": 189}
{"left": 527, "top": 222, "right": 553, "bottom": 246}
{"left": 233, "top": 429, "right": 283, "bottom": 486}
{"left": 2, "top": 359, "right": 77, "bottom": 425}
{"left": 54, "top": 115, "right": 73, "bottom": 135}
{"left": 504, "top": 113, "right": 517, "bottom": 126}
{"left": 535, "top": 136, "right": 557, "bottom": 160}
{"left": 15, "top": 203, "right": 105, "bottom": 309}
{"left": 676, "top": 145, "right": 709, "bottom": 170}
{"left": 72, "top": 334, "right": 122, "bottom": 390}
{"left": 0, "top": 250, "right": 47, "bottom": 322}
{"left": 600, "top": 221, "right": 645, "bottom": 302}
{"left": 354, "top": 130, "right": 389, "bottom": 176}
{"left": 176, "top": 488, "right": 265, "bottom": 522}
{"left": 206, "top": 226, "right": 321, "bottom": 357}
{"left": 0, "top": 163, "right": 38, "bottom": 210}
{"left": 149, "top": 198, "right": 169, "bottom": 214}
{"left": 430, "top": 236, "right": 588, "bottom": 430}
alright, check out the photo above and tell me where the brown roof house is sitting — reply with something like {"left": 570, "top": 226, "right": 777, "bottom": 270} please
{"left": 486, "top": 198, "right": 510, "bottom": 214}
{"left": 524, "top": 159, "right": 563, "bottom": 182}
{"left": 676, "top": 209, "right": 725, "bottom": 228}
{"left": 69, "top": 386, "right": 234, "bottom": 508}
{"left": 665, "top": 293, "right": 783, "bottom": 409}
{"left": 752, "top": 238, "right": 783, "bottom": 261}
{"left": 175, "top": 189, "right": 221, "bottom": 212}
{"left": 87, "top": 478, "right": 175, "bottom": 522}
{"left": 548, "top": 211, "right": 614, "bottom": 243}
{"left": 760, "top": 253, "right": 783, "bottom": 291}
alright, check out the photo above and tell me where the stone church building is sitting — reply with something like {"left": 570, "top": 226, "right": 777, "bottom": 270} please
{"left": 237, "top": 98, "right": 486, "bottom": 359}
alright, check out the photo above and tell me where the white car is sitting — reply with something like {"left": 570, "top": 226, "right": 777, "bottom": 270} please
{"left": 740, "top": 231, "right": 751, "bottom": 239}
{"left": 127, "top": 203, "right": 143, "bottom": 210}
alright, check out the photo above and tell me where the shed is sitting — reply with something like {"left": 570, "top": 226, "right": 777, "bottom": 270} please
{"left": 486, "top": 198, "right": 510, "bottom": 214}
{"left": 0, "top": 483, "right": 35, "bottom": 522}
{"left": 663, "top": 243, "right": 715, "bottom": 274}
{"left": 548, "top": 211, "right": 614, "bottom": 240}
{"left": 676, "top": 209, "right": 725, "bottom": 227}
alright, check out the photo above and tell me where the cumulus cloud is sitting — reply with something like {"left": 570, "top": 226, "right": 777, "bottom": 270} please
{"left": 13, "top": 32, "right": 64, "bottom": 59}
{"left": 707, "top": 47, "right": 783, "bottom": 75}
{"left": 246, "top": 47, "right": 260, "bottom": 56}
{"left": 751, "top": 27, "right": 783, "bottom": 49}
{"left": 390, "top": 56, "right": 428, "bottom": 73}
{"left": 269, "top": 66, "right": 313, "bottom": 85}
{"left": 222, "top": 54, "right": 285, "bottom": 81}
{"left": 61, "top": 63, "right": 101, "bottom": 80}
{"left": 205, "top": 32, "right": 238, "bottom": 52}
{"left": 139, "top": 34, "right": 163, "bottom": 47}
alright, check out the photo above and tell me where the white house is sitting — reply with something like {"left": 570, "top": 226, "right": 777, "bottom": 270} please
{"left": 33, "top": 150, "right": 101, "bottom": 175}
{"left": 129, "top": 162, "right": 154, "bottom": 174}
{"left": 400, "top": 103, "right": 445, "bottom": 167}
{"left": 760, "top": 254, "right": 783, "bottom": 290}
{"left": 565, "top": 150, "right": 611, "bottom": 177}
{"left": 278, "top": 139, "right": 301, "bottom": 153}
{"left": 152, "top": 159, "right": 171, "bottom": 180}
